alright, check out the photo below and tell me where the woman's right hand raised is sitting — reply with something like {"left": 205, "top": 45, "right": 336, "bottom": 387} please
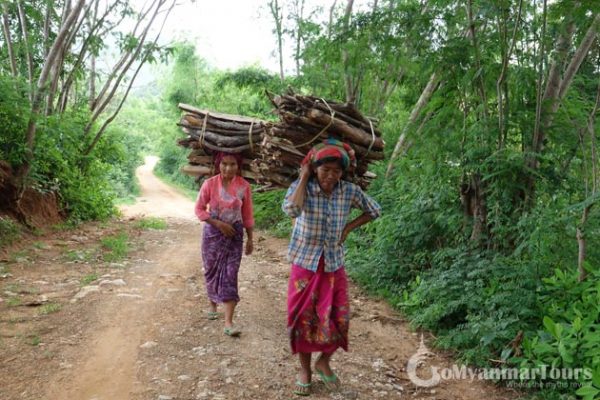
{"left": 299, "top": 163, "right": 311, "bottom": 181}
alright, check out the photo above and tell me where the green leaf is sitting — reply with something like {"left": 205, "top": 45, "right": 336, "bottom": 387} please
{"left": 500, "top": 348, "right": 512, "bottom": 361}
{"left": 575, "top": 386, "right": 600, "bottom": 397}
{"left": 543, "top": 316, "right": 558, "bottom": 339}
{"left": 593, "top": 367, "right": 600, "bottom": 388}
{"left": 558, "top": 342, "right": 573, "bottom": 364}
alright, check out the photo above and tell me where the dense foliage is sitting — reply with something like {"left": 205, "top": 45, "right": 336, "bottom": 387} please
{"left": 0, "top": 75, "right": 143, "bottom": 222}
{"left": 291, "top": 1, "right": 600, "bottom": 397}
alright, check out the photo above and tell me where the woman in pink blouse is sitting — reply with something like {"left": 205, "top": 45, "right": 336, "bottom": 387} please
{"left": 194, "top": 152, "right": 254, "bottom": 337}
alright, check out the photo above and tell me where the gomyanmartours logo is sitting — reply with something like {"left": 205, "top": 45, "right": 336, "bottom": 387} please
{"left": 406, "top": 335, "right": 592, "bottom": 388}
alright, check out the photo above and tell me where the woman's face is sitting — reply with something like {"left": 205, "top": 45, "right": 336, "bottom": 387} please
{"left": 219, "top": 155, "right": 239, "bottom": 179}
{"left": 315, "top": 161, "right": 343, "bottom": 194}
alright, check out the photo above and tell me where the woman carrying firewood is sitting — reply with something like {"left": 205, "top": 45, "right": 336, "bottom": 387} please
{"left": 194, "top": 152, "right": 254, "bottom": 337}
{"left": 282, "top": 139, "right": 381, "bottom": 396}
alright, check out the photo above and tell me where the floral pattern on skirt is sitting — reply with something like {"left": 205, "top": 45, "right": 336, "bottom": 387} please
{"left": 287, "top": 255, "right": 349, "bottom": 354}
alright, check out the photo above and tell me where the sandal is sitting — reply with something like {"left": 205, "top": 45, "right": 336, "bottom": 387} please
{"left": 207, "top": 311, "right": 220, "bottom": 320}
{"left": 223, "top": 326, "right": 241, "bottom": 337}
{"left": 315, "top": 368, "right": 340, "bottom": 391}
{"left": 293, "top": 380, "right": 311, "bottom": 396}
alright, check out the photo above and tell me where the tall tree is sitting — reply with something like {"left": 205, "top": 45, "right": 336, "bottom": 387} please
{"left": 341, "top": 0, "right": 355, "bottom": 102}
{"left": 84, "top": 0, "right": 177, "bottom": 155}
{"left": 0, "top": 0, "right": 176, "bottom": 200}
{"left": 527, "top": 11, "right": 600, "bottom": 203}
{"left": 1, "top": 2, "right": 18, "bottom": 78}
{"left": 17, "top": 0, "right": 87, "bottom": 186}
{"left": 269, "top": 0, "right": 285, "bottom": 81}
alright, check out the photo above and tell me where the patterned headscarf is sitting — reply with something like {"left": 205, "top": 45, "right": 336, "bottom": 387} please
{"left": 301, "top": 138, "right": 357, "bottom": 171}
{"left": 213, "top": 151, "right": 244, "bottom": 175}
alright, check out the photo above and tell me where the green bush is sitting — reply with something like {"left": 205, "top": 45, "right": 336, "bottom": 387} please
{"left": 253, "top": 189, "right": 292, "bottom": 237}
{"left": 0, "top": 77, "right": 29, "bottom": 166}
{"left": 0, "top": 216, "right": 20, "bottom": 248}
{"left": 344, "top": 138, "right": 600, "bottom": 393}
{"left": 517, "top": 267, "right": 600, "bottom": 392}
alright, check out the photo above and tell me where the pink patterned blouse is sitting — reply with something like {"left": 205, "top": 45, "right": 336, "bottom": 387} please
{"left": 194, "top": 175, "right": 254, "bottom": 229}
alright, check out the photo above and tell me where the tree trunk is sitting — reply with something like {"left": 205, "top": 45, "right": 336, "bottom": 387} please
{"left": 89, "top": 54, "right": 96, "bottom": 109}
{"left": 43, "top": 0, "right": 51, "bottom": 58}
{"left": 59, "top": 0, "right": 113, "bottom": 113}
{"left": 342, "top": 0, "right": 355, "bottom": 103}
{"left": 84, "top": 0, "right": 176, "bottom": 156}
{"left": 466, "top": 0, "right": 489, "bottom": 121}
{"left": 16, "top": 0, "right": 35, "bottom": 102}
{"left": 327, "top": 0, "right": 338, "bottom": 39}
{"left": 1, "top": 3, "right": 18, "bottom": 78}
{"left": 558, "top": 13, "right": 600, "bottom": 101}
{"left": 85, "top": 0, "right": 164, "bottom": 136}
{"left": 90, "top": 0, "right": 155, "bottom": 113}
{"left": 88, "top": 0, "right": 100, "bottom": 109}
{"left": 386, "top": 72, "right": 439, "bottom": 177}
{"left": 532, "top": 20, "right": 576, "bottom": 155}
{"left": 46, "top": 0, "right": 91, "bottom": 116}
{"left": 292, "top": 0, "right": 305, "bottom": 76}
{"left": 532, "top": 0, "right": 547, "bottom": 154}
{"left": 464, "top": 173, "right": 487, "bottom": 243}
{"left": 269, "top": 0, "right": 285, "bottom": 81}
{"left": 496, "top": 0, "right": 523, "bottom": 149}
{"left": 527, "top": 10, "right": 598, "bottom": 203}
{"left": 16, "top": 0, "right": 86, "bottom": 185}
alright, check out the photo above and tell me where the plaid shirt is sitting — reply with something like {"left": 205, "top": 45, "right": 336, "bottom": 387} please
{"left": 282, "top": 178, "right": 382, "bottom": 272}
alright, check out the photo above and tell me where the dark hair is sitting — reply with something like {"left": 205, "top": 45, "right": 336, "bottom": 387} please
{"left": 313, "top": 156, "right": 345, "bottom": 169}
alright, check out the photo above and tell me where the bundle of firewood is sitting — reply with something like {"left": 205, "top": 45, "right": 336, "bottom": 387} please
{"left": 176, "top": 103, "right": 268, "bottom": 184}
{"left": 176, "top": 94, "right": 384, "bottom": 190}
{"left": 258, "top": 92, "right": 384, "bottom": 189}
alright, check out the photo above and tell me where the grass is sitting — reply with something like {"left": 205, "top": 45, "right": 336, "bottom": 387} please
{"left": 38, "top": 303, "right": 61, "bottom": 315}
{"left": 101, "top": 232, "right": 129, "bottom": 262}
{"left": 114, "top": 195, "right": 138, "bottom": 205}
{"left": 272, "top": 220, "right": 292, "bottom": 238}
{"left": 80, "top": 273, "right": 99, "bottom": 286}
{"left": 8, "top": 249, "right": 31, "bottom": 264}
{"left": 32, "top": 241, "right": 50, "bottom": 250}
{"left": 51, "top": 221, "right": 80, "bottom": 231}
{"left": 4, "top": 283, "right": 39, "bottom": 296}
{"left": 134, "top": 217, "right": 168, "bottom": 230}
{"left": 42, "top": 350, "right": 55, "bottom": 359}
{"left": 0, "top": 262, "right": 9, "bottom": 275}
{"left": 28, "top": 334, "right": 41, "bottom": 346}
{"left": 6, "top": 297, "right": 21, "bottom": 307}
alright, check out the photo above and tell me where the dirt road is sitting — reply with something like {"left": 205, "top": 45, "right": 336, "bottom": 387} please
{"left": 0, "top": 157, "right": 519, "bottom": 399}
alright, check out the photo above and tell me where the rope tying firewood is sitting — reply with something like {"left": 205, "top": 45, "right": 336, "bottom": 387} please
{"left": 293, "top": 98, "right": 336, "bottom": 148}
